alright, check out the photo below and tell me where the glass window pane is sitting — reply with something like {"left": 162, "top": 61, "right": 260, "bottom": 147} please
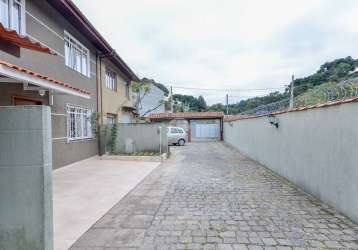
{"left": 75, "top": 48, "right": 81, "bottom": 72}
{"left": 82, "top": 52, "right": 88, "bottom": 76}
{"left": 83, "top": 112, "right": 88, "bottom": 137}
{"left": 0, "top": 0, "right": 9, "bottom": 28}
{"left": 65, "top": 41, "right": 70, "bottom": 66}
{"left": 12, "top": 1, "right": 20, "bottom": 33}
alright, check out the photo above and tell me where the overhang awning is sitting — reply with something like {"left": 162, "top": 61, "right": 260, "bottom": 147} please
{"left": 0, "top": 59, "right": 91, "bottom": 99}
{"left": 0, "top": 23, "right": 56, "bottom": 55}
{"left": 121, "top": 100, "right": 135, "bottom": 109}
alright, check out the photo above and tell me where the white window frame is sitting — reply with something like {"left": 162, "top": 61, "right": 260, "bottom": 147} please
{"left": 66, "top": 104, "right": 93, "bottom": 141}
{"left": 0, "top": 0, "right": 26, "bottom": 35}
{"left": 105, "top": 67, "right": 117, "bottom": 91}
{"left": 64, "top": 31, "right": 90, "bottom": 77}
{"left": 106, "top": 113, "right": 116, "bottom": 125}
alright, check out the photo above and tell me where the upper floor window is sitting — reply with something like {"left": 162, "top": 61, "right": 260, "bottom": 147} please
{"left": 105, "top": 68, "right": 117, "bottom": 91}
{"left": 0, "top": 0, "right": 25, "bottom": 35}
{"left": 64, "top": 31, "right": 90, "bottom": 77}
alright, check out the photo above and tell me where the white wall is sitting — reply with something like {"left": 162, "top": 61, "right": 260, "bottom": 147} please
{"left": 224, "top": 102, "right": 358, "bottom": 223}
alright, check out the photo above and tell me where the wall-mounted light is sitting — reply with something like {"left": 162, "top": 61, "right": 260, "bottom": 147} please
{"left": 268, "top": 114, "right": 279, "bottom": 128}
{"left": 38, "top": 89, "right": 46, "bottom": 97}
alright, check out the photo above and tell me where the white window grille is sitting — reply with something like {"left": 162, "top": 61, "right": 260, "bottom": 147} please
{"left": 105, "top": 68, "right": 117, "bottom": 91}
{"left": 66, "top": 104, "right": 92, "bottom": 141}
{"left": 64, "top": 31, "right": 90, "bottom": 77}
{"left": 0, "top": 0, "right": 25, "bottom": 35}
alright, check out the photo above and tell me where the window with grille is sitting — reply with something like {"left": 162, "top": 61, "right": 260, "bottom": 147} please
{"left": 0, "top": 0, "right": 25, "bottom": 35}
{"left": 106, "top": 113, "right": 116, "bottom": 124}
{"left": 105, "top": 68, "right": 117, "bottom": 91}
{"left": 64, "top": 31, "right": 90, "bottom": 77}
{"left": 66, "top": 104, "right": 93, "bottom": 140}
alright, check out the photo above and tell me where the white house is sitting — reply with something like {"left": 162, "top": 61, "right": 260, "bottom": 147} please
{"left": 139, "top": 79, "right": 168, "bottom": 117}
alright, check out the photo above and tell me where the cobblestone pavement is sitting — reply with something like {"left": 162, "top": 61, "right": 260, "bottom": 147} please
{"left": 71, "top": 142, "right": 358, "bottom": 250}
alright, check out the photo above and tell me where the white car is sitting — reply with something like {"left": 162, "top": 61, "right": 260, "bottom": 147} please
{"left": 167, "top": 127, "right": 187, "bottom": 146}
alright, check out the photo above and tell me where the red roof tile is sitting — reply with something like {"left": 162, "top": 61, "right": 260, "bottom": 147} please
{"left": 149, "top": 112, "right": 224, "bottom": 120}
{"left": 0, "top": 23, "right": 56, "bottom": 55}
{"left": 0, "top": 59, "right": 91, "bottom": 96}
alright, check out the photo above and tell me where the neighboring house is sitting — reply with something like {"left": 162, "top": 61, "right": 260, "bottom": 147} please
{"left": 0, "top": 0, "right": 138, "bottom": 168}
{"left": 139, "top": 78, "right": 168, "bottom": 117}
{"left": 149, "top": 112, "right": 224, "bottom": 142}
{"left": 99, "top": 57, "right": 139, "bottom": 125}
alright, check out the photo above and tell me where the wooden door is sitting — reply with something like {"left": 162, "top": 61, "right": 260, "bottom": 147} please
{"left": 12, "top": 96, "right": 43, "bottom": 105}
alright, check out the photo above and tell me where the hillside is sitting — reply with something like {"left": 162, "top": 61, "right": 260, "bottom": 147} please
{"left": 208, "top": 56, "right": 358, "bottom": 114}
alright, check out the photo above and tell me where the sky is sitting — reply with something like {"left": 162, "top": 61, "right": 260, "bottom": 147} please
{"left": 73, "top": 0, "right": 358, "bottom": 105}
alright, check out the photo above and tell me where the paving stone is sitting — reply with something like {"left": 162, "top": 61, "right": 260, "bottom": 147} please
{"left": 218, "top": 244, "right": 234, "bottom": 250}
{"left": 261, "top": 238, "right": 277, "bottom": 246}
{"left": 324, "top": 240, "right": 342, "bottom": 248}
{"left": 232, "top": 244, "right": 249, "bottom": 250}
{"left": 70, "top": 143, "right": 358, "bottom": 249}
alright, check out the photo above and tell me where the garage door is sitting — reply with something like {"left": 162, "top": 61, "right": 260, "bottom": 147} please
{"left": 191, "top": 119, "right": 220, "bottom": 140}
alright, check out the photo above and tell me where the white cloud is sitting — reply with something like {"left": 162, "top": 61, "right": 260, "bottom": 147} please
{"left": 73, "top": 0, "right": 358, "bottom": 104}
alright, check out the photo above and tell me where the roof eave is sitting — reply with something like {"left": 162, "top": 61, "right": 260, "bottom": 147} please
{"left": 47, "top": 0, "right": 139, "bottom": 81}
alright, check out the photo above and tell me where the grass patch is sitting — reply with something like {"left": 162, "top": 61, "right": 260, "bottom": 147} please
{"left": 112, "top": 151, "right": 161, "bottom": 156}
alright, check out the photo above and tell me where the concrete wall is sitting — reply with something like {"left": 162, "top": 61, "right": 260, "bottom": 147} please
{"left": 0, "top": 106, "right": 53, "bottom": 250}
{"left": 224, "top": 102, "right": 358, "bottom": 223}
{"left": 0, "top": 0, "right": 99, "bottom": 169}
{"left": 106, "top": 123, "right": 168, "bottom": 154}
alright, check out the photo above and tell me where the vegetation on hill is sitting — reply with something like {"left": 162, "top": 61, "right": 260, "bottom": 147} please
{"left": 206, "top": 56, "right": 358, "bottom": 114}
{"left": 172, "top": 94, "right": 207, "bottom": 112}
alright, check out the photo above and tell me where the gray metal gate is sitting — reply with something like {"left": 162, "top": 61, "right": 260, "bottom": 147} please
{"left": 191, "top": 119, "right": 220, "bottom": 140}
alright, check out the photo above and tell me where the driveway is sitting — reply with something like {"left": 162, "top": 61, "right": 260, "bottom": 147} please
{"left": 53, "top": 157, "right": 159, "bottom": 250}
{"left": 71, "top": 142, "right": 358, "bottom": 249}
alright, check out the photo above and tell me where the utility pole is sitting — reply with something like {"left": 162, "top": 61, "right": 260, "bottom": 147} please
{"left": 226, "top": 94, "right": 229, "bottom": 115}
{"left": 289, "top": 75, "right": 294, "bottom": 109}
{"left": 170, "top": 86, "right": 174, "bottom": 113}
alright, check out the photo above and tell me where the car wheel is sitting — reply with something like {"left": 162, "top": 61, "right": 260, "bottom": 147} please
{"left": 178, "top": 139, "right": 185, "bottom": 146}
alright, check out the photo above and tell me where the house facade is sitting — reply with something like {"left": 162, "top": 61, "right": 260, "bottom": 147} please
{"left": 99, "top": 56, "right": 138, "bottom": 124}
{"left": 0, "top": 0, "right": 138, "bottom": 168}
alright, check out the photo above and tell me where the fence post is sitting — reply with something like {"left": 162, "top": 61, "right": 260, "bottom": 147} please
{"left": 289, "top": 74, "right": 295, "bottom": 109}
{"left": 159, "top": 126, "right": 162, "bottom": 155}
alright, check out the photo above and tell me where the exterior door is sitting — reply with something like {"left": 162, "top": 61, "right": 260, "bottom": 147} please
{"left": 12, "top": 96, "right": 43, "bottom": 105}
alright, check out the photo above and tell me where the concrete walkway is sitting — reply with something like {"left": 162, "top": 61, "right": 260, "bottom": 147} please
{"left": 53, "top": 157, "right": 159, "bottom": 250}
{"left": 71, "top": 143, "right": 358, "bottom": 249}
